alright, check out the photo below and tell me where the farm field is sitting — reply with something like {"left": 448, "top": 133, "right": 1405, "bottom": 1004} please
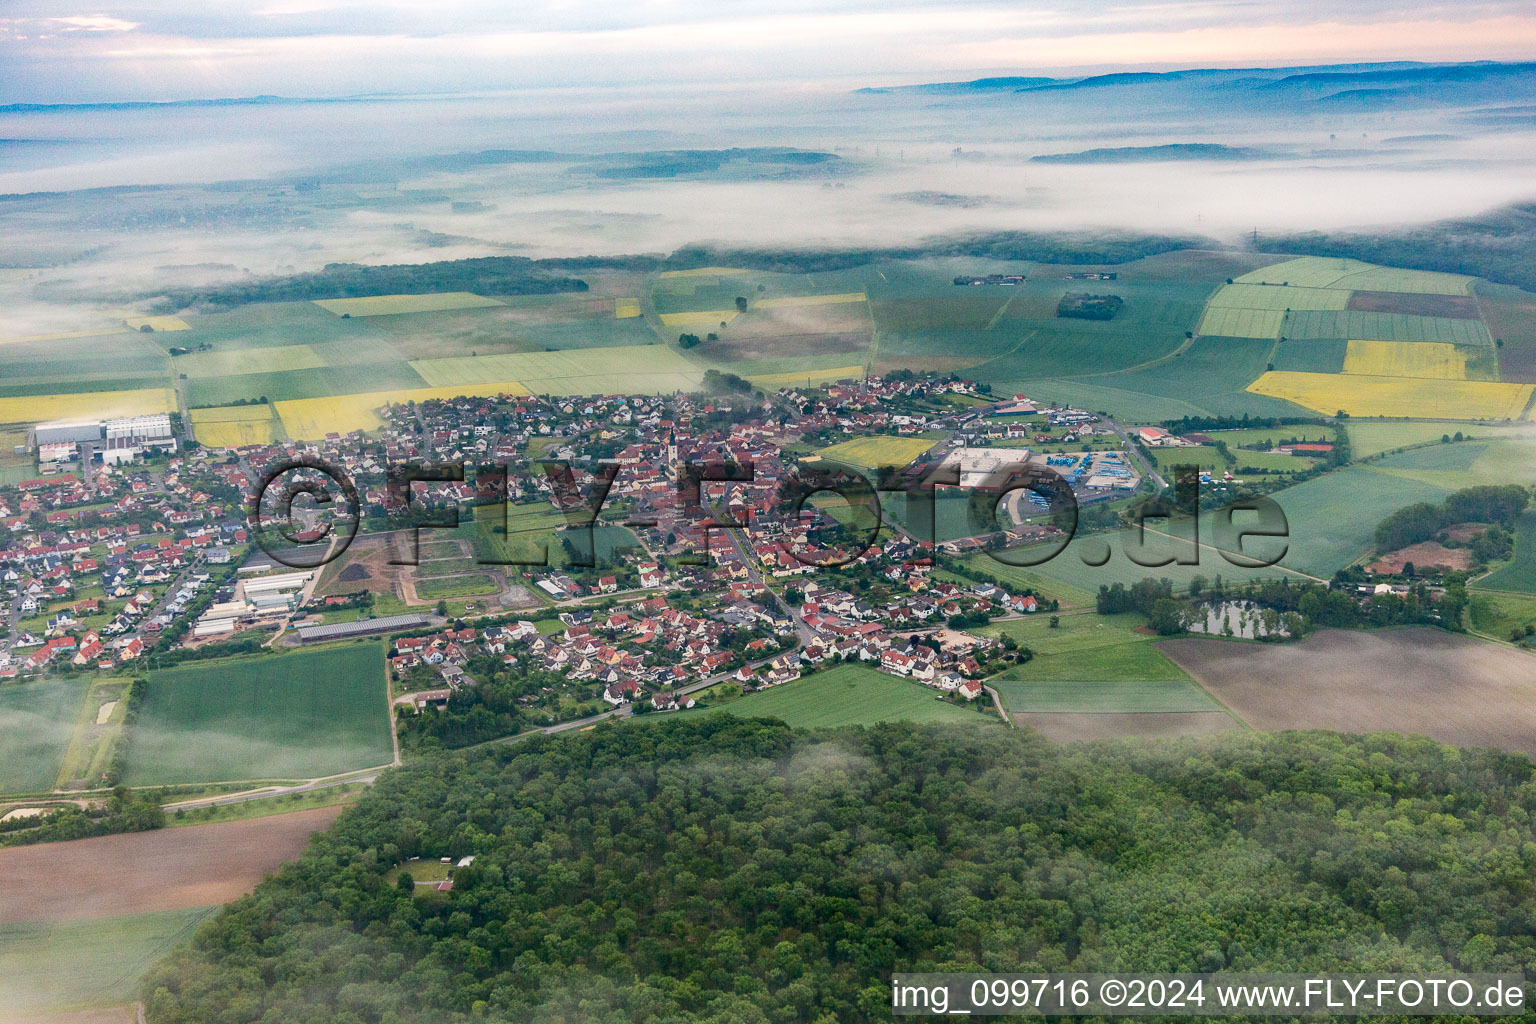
{"left": 814, "top": 434, "right": 937, "bottom": 470}
{"left": 1150, "top": 445, "right": 1228, "bottom": 472}
{"left": 189, "top": 404, "right": 280, "bottom": 447}
{"left": 720, "top": 664, "right": 992, "bottom": 728}
{"left": 0, "top": 806, "right": 345, "bottom": 1020}
{"left": 1283, "top": 310, "right": 1491, "bottom": 346}
{"left": 0, "top": 907, "right": 218, "bottom": 1020}
{"left": 1004, "top": 463, "right": 1446, "bottom": 591}
{"left": 123, "top": 645, "right": 392, "bottom": 785}
{"left": 1196, "top": 306, "right": 1285, "bottom": 339}
{"left": 1230, "top": 449, "right": 1317, "bottom": 473}
{"left": 414, "top": 572, "right": 499, "bottom": 600}
{"left": 469, "top": 501, "right": 571, "bottom": 565}
{"left": 174, "top": 343, "right": 326, "bottom": 378}
{"left": 409, "top": 344, "right": 702, "bottom": 395}
{"left": 1206, "top": 282, "right": 1352, "bottom": 311}
{"left": 313, "top": 292, "right": 504, "bottom": 316}
{"left": 1159, "top": 628, "right": 1536, "bottom": 755}
{"left": 746, "top": 365, "right": 865, "bottom": 389}
{"left": 0, "top": 678, "right": 86, "bottom": 794}
{"left": 1477, "top": 283, "right": 1536, "bottom": 383}
{"left": 990, "top": 678, "right": 1222, "bottom": 713}
{"left": 1015, "top": 710, "right": 1238, "bottom": 743}
{"left": 1342, "top": 340, "right": 1469, "bottom": 380}
{"left": 1040, "top": 335, "right": 1301, "bottom": 420}
{"left": 1236, "top": 256, "right": 1473, "bottom": 294}
{"left": 1346, "top": 419, "right": 1525, "bottom": 458}
{"left": 755, "top": 292, "right": 867, "bottom": 308}
{"left": 1477, "top": 511, "right": 1536, "bottom": 594}
{"left": 1247, "top": 371, "right": 1533, "bottom": 420}
{"left": 980, "top": 612, "right": 1192, "bottom": 681}
{"left": 1468, "top": 591, "right": 1536, "bottom": 641}
{"left": 1272, "top": 338, "right": 1348, "bottom": 373}
{"left": 274, "top": 381, "right": 533, "bottom": 437}
{"left": 0, "top": 387, "right": 174, "bottom": 426}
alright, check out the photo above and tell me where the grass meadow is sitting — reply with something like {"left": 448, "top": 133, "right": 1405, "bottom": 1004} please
{"left": 720, "top": 663, "right": 992, "bottom": 728}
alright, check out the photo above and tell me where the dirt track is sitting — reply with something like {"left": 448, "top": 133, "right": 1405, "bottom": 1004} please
{"left": 1158, "top": 628, "right": 1536, "bottom": 755}
{"left": 0, "top": 806, "right": 344, "bottom": 923}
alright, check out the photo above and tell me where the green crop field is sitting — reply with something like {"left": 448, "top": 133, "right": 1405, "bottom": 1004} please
{"left": 989, "top": 678, "right": 1222, "bottom": 713}
{"left": 0, "top": 906, "right": 219, "bottom": 1016}
{"left": 1250, "top": 465, "right": 1452, "bottom": 578}
{"left": 1282, "top": 310, "right": 1492, "bottom": 346}
{"left": 469, "top": 501, "right": 572, "bottom": 565}
{"left": 1363, "top": 435, "right": 1536, "bottom": 492}
{"left": 1231, "top": 450, "right": 1318, "bottom": 473}
{"left": 1151, "top": 445, "right": 1228, "bottom": 472}
{"left": 1080, "top": 336, "right": 1304, "bottom": 419}
{"left": 1197, "top": 306, "right": 1286, "bottom": 339}
{"left": 1478, "top": 511, "right": 1536, "bottom": 594}
{"left": 993, "top": 463, "right": 1443, "bottom": 594}
{"left": 1468, "top": 590, "right": 1536, "bottom": 641}
{"left": 1207, "top": 283, "right": 1352, "bottom": 311}
{"left": 183, "top": 360, "right": 429, "bottom": 407}
{"left": 815, "top": 434, "right": 937, "bottom": 470}
{"left": 978, "top": 612, "right": 1192, "bottom": 681}
{"left": 1347, "top": 420, "right": 1509, "bottom": 459}
{"left": 1213, "top": 427, "right": 1338, "bottom": 448}
{"left": 969, "top": 323, "right": 1186, "bottom": 380}
{"left": 1237, "top": 257, "right": 1473, "bottom": 294}
{"left": 721, "top": 663, "right": 992, "bottom": 728}
{"left": 173, "top": 343, "right": 327, "bottom": 378}
{"left": 0, "top": 678, "right": 86, "bottom": 793}
{"left": 1272, "top": 338, "right": 1348, "bottom": 373}
{"left": 123, "top": 644, "right": 393, "bottom": 785}
{"left": 410, "top": 344, "right": 702, "bottom": 395}
{"left": 415, "top": 572, "right": 499, "bottom": 599}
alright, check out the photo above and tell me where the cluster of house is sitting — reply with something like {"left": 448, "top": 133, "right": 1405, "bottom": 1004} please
{"left": 2, "top": 628, "right": 146, "bottom": 677}
{"left": 390, "top": 590, "right": 795, "bottom": 713}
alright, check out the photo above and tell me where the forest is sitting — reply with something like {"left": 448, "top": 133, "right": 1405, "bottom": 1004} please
{"left": 141, "top": 716, "right": 1536, "bottom": 1023}
{"left": 147, "top": 256, "right": 591, "bottom": 310}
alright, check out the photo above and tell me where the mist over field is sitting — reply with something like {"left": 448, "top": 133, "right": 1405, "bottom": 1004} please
{"left": 2, "top": 68, "right": 1534, "bottom": 309}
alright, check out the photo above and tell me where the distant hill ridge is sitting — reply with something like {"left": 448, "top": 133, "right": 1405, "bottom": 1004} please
{"left": 855, "top": 60, "right": 1536, "bottom": 109}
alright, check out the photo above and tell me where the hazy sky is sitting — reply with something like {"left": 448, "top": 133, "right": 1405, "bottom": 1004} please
{"left": 3, "top": 0, "right": 1535, "bottom": 103}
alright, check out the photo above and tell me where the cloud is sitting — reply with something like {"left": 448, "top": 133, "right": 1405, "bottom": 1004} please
{"left": 49, "top": 14, "right": 141, "bottom": 32}
{"left": 1, "top": 0, "right": 1534, "bottom": 102}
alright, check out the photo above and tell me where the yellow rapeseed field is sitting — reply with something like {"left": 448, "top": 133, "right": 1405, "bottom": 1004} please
{"left": 754, "top": 293, "right": 867, "bottom": 309}
{"left": 615, "top": 298, "right": 642, "bottom": 319}
{"left": 275, "top": 381, "right": 533, "bottom": 438}
{"left": 0, "top": 328, "right": 129, "bottom": 347}
{"left": 658, "top": 310, "right": 740, "bottom": 328}
{"left": 0, "top": 388, "right": 175, "bottom": 426}
{"left": 1247, "top": 371, "right": 1533, "bottom": 420}
{"left": 125, "top": 315, "right": 191, "bottom": 332}
{"left": 312, "top": 293, "right": 504, "bottom": 317}
{"left": 747, "top": 366, "right": 865, "bottom": 389}
{"left": 190, "top": 405, "right": 278, "bottom": 447}
{"left": 1342, "top": 340, "right": 1468, "bottom": 380}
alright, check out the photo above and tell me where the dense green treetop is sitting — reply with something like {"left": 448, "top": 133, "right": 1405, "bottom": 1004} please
{"left": 143, "top": 717, "right": 1536, "bottom": 1023}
